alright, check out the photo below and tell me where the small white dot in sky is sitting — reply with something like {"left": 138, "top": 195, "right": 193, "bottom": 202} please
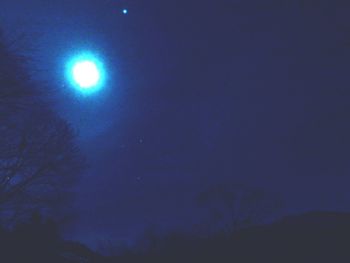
{"left": 123, "top": 9, "right": 128, "bottom": 14}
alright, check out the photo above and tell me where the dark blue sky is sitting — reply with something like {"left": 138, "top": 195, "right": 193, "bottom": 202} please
{"left": 1, "top": 0, "right": 350, "bottom": 248}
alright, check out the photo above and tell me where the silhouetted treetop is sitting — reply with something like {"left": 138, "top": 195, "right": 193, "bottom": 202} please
{"left": 0, "top": 27, "right": 84, "bottom": 224}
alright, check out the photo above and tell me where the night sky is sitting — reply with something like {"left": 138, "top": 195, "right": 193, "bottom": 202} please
{"left": 1, "top": 0, "right": 350, "bottom": 248}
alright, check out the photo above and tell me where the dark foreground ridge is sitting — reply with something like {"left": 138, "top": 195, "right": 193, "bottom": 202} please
{"left": 1, "top": 211, "right": 350, "bottom": 262}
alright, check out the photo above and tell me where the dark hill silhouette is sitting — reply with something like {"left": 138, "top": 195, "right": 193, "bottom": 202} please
{"left": 230, "top": 211, "right": 350, "bottom": 262}
{"left": 111, "top": 211, "right": 350, "bottom": 263}
{"left": 0, "top": 211, "right": 349, "bottom": 262}
{"left": 278, "top": 210, "right": 350, "bottom": 226}
{"left": 0, "top": 217, "right": 106, "bottom": 262}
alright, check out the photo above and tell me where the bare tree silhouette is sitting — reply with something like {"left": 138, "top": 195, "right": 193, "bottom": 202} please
{"left": 0, "top": 29, "right": 84, "bottom": 224}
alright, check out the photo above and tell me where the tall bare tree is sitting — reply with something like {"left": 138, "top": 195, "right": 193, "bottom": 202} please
{"left": 0, "top": 29, "right": 84, "bottom": 223}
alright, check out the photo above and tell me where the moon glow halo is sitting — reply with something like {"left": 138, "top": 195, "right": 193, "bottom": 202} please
{"left": 66, "top": 52, "right": 106, "bottom": 95}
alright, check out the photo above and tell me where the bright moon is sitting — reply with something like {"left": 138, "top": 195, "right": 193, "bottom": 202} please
{"left": 72, "top": 60, "right": 100, "bottom": 89}
{"left": 66, "top": 51, "right": 106, "bottom": 95}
